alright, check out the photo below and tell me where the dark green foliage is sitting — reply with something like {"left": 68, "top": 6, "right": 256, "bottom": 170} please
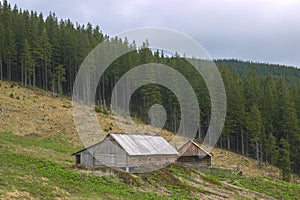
{"left": 278, "top": 138, "right": 292, "bottom": 181}
{"left": 215, "top": 59, "right": 300, "bottom": 83}
{"left": 219, "top": 67, "right": 300, "bottom": 178}
{"left": 246, "top": 105, "right": 262, "bottom": 166}
{"left": 264, "top": 133, "right": 278, "bottom": 166}
{"left": 0, "top": 1, "right": 105, "bottom": 92}
{"left": 219, "top": 67, "right": 245, "bottom": 151}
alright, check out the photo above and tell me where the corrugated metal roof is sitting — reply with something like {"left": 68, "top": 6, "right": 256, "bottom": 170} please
{"left": 110, "top": 133, "right": 179, "bottom": 156}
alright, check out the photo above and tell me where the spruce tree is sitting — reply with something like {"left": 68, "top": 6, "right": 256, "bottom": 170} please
{"left": 264, "top": 133, "right": 278, "bottom": 166}
{"left": 278, "top": 138, "right": 292, "bottom": 181}
{"left": 246, "top": 104, "right": 262, "bottom": 167}
{"left": 21, "top": 39, "right": 33, "bottom": 86}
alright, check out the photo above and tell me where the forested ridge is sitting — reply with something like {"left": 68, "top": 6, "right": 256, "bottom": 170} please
{"left": 0, "top": 1, "right": 299, "bottom": 181}
{"left": 215, "top": 59, "right": 300, "bottom": 82}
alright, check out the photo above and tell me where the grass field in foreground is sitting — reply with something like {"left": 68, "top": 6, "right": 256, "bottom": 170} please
{"left": 1, "top": 132, "right": 300, "bottom": 199}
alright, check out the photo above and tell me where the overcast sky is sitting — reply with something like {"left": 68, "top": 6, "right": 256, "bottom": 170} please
{"left": 6, "top": 0, "right": 300, "bottom": 67}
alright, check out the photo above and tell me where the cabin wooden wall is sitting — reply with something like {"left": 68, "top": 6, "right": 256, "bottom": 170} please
{"left": 177, "top": 141, "right": 212, "bottom": 168}
{"left": 93, "top": 137, "right": 127, "bottom": 168}
{"left": 177, "top": 155, "right": 211, "bottom": 167}
{"left": 128, "top": 155, "right": 177, "bottom": 167}
{"left": 75, "top": 150, "right": 94, "bottom": 167}
{"left": 178, "top": 142, "right": 208, "bottom": 157}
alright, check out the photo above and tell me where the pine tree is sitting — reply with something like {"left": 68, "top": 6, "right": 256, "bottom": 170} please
{"left": 243, "top": 69, "right": 262, "bottom": 156}
{"left": 278, "top": 138, "right": 292, "bottom": 181}
{"left": 51, "top": 65, "right": 66, "bottom": 99}
{"left": 2, "top": 1, "right": 16, "bottom": 81}
{"left": 257, "top": 74, "right": 277, "bottom": 164}
{"left": 21, "top": 39, "right": 33, "bottom": 86}
{"left": 277, "top": 78, "right": 300, "bottom": 174}
{"left": 262, "top": 75, "right": 277, "bottom": 136}
{"left": 40, "top": 27, "right": 52, "bottom": 90}
{"left": 29, "top": 11, "right": 41, "bottom": 87}
{"left": 246, "top": 104, "right": 262, "bottom": 167}
{"left": 264, "top": 133, "right": 278, "bottom": 166}
{"left": 0, "top": 22, "right": 4, "bottom": 80}
{"left": 277, "top": 78, "right": 297, "bottom": 138}
{"left": 244, "top": 69, "right": 261, "bottom": 112}
{"left": 220, "top": 67, "right": 245, "bottom": 152}
{"left": 292, "top": 84, "right": 300, "bottom": 174}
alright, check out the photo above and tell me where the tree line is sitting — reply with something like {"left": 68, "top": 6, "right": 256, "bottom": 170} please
{"left": 0, "top": 0, "right": 106, "bottom": 97}
{"left": 0, "top": 1, "right": 299, "bottom": 181}
{"left": 218, "top": 67, "right": 300, "bottom": 181}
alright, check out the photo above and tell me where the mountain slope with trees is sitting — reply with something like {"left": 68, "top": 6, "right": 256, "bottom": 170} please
{"left": 0, "top": 81, "right": 299, "bottom": 199}
{"left": 0, "top": 0, "right": 300, "bottom": 181}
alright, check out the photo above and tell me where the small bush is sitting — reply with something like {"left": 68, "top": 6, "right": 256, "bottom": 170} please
{"left": 95, "top": 105, "right": 101, "bottom": 112}
{"left": 62, "top": 104, "right": 69, "bottom": 108}
{"left": 9, "top": 93, "right": 14, "bottom": 98}
{"left": 95, "top": 105, "right": 109, "bottom": 115}
{"left": 10, "top": 83, "right": 17, "bottom": 88}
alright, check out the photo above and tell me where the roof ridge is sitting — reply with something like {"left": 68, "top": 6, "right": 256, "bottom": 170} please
{"left": 110, "top": 133, "right": 163, "bottom": 137}
{"left": 190, "top": 140, "right": 212, "bottom": 157}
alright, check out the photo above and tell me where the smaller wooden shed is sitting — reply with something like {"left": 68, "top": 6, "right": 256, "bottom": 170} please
{"left": 177, "top": 140, "right": 212, "bottom": 168}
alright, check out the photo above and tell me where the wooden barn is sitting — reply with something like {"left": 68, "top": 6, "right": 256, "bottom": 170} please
{"left": 72, "top": 133, "right": 178, "bottom": 172}
{"left": 177, "top": 140, "right": 212, "bottom": 168}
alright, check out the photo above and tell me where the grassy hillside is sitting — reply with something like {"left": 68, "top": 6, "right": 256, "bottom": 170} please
{"left": 1, "top": 131, "right": 299, "bottom": 199}
{"left": 1, "top": 132, "right": 299, "bottom": 200}
{"left": 0, "top": 81, "right": 172, "bottom": 143}
{"left": 0, "top": 80, "right": 299, "bottom": 199}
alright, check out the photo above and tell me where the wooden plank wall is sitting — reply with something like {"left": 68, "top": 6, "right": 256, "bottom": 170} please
{"left": 178, "top": 141, "right": 209, "bottom": 156}
{"left": 75, "top": 136, "right": 179, "bottom": 170}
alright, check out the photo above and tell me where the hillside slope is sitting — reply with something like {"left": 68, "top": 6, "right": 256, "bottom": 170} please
{"left": 0, "top": 81, "right": 173, "bottom": 144}
{"left": 0, "top": 80, "right": 299, "bottom": 199}
{"left": 1, "top": 131, "right": 299, "bottom": 200}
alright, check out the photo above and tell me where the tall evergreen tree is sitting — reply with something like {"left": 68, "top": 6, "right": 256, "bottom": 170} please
{"left": 246, "top": 104, "right": 262, "bottom": 167}
{"left": 220, "top": 67, "right": 245, "bottom": 152}
{"left": 278, "top": 138, "right": 292, "bottom": 181}
{"left": 243, "top": 69, "right": 261, "bottom": 112}
{"left": 0, "top": 21, "right": 4, "bottom": 80}
{"left": 264, "top": 133, "right": 278, "bottom": 166}
{"left": 51, "top": 64, "right": 65, "bottom": 98}
{"left": 39, "top": 27, "right": 52, "bottom": 90}
{"left": 21, "top": 39, "right": 33, "bottom": 86}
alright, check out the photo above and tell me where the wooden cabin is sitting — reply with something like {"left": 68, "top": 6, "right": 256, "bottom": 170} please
{"left": 72, "top": 133, "right": 178, "bottom": 173}
{"left": 177, "top": 140, "right": 212, "bottom": 168}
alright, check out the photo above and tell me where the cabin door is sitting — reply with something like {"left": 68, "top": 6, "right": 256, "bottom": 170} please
{"left": 76, "top": 154, "right": 81, "bottom": 165}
